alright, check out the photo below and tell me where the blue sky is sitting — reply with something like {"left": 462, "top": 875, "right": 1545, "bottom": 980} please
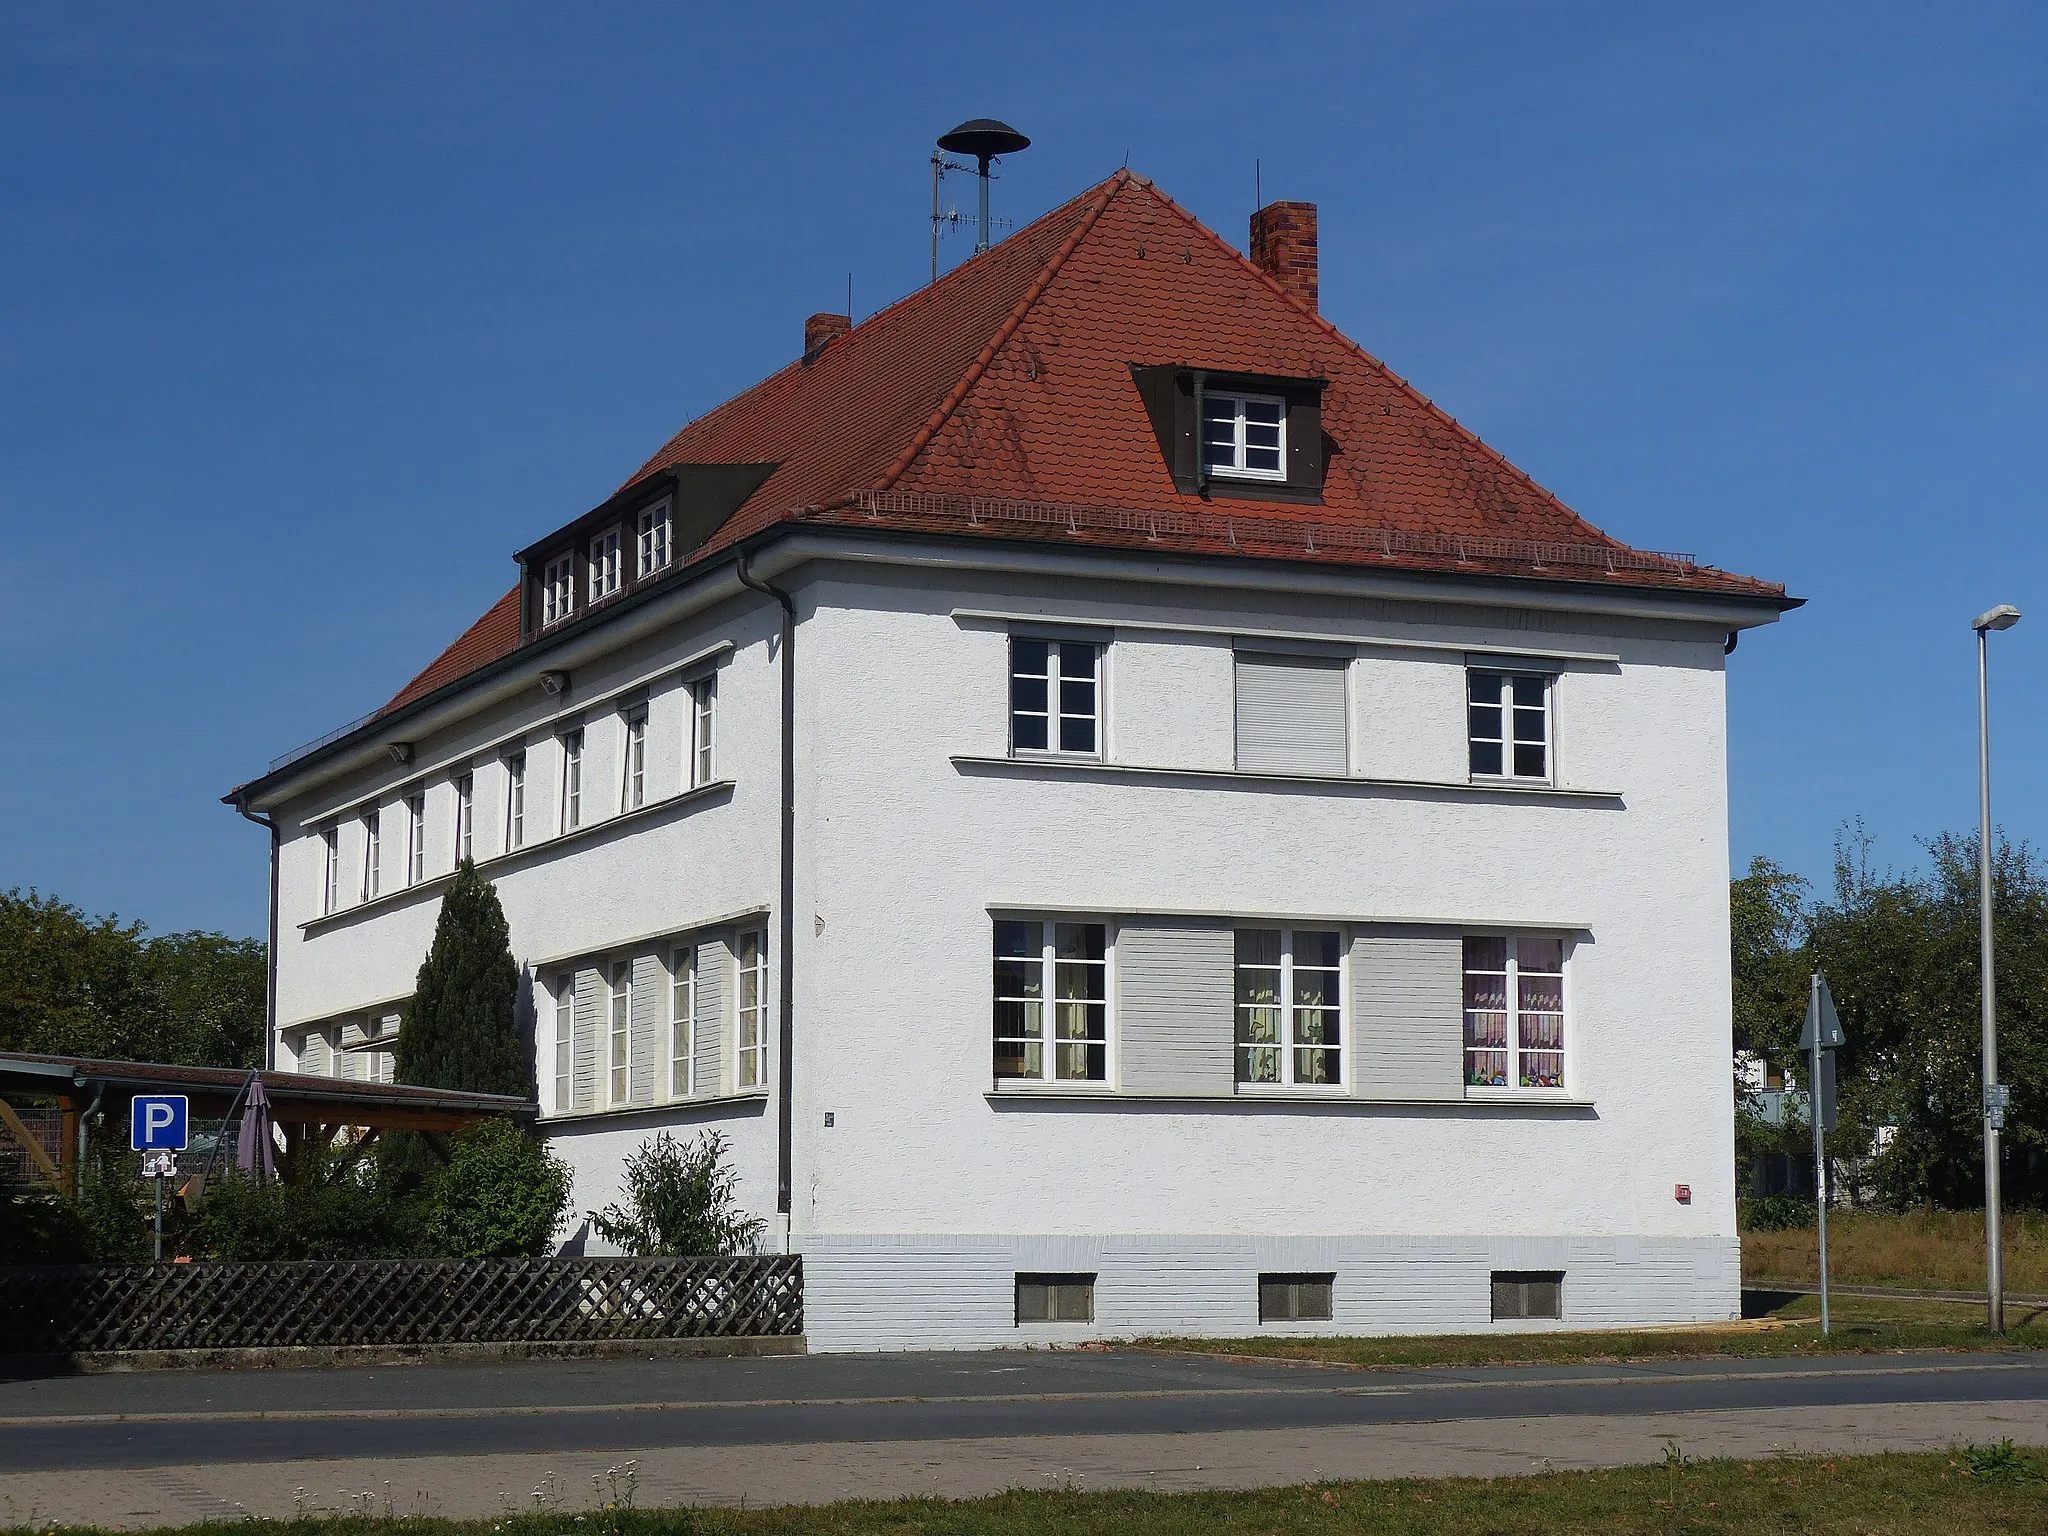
{"left": 4, "top": 3, "right": 2044, "bottom": 939}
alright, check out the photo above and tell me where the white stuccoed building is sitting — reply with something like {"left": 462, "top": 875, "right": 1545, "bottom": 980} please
{"left": 227, "top": 171, "right": 1796, "bottom": 1350}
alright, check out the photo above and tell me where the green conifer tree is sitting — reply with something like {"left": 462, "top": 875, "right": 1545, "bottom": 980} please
{"left": 393, "top": 862, "right": 531, "bottom": 1098}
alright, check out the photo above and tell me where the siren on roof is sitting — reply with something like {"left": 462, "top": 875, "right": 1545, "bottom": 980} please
{"left": 935, "top": 118, "right": 1030, "bottom": 259}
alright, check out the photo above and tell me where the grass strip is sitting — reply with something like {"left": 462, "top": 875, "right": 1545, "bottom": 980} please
{"left": 11, "top": 1448, "right": 2047, "bottom": 1535}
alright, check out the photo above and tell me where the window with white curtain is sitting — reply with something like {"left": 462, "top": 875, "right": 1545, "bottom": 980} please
{"left": 542, "top": 554, "right": 574, "bottom": 627}
{"left": 638, "top": 500, "right": 672, "bottom": 576}
{"left": 1234, "top": 928, "right": 1343, "bottom": 1087}
{"left": 405, "top": 793, "right": 426, "bottom": 885}
{"left": 361, "top": 810, "right": 381, "bottom": 901}
{"left": 552, "top": 973, "right": 574, "bottom": 1112}
{"left": 622, "top": 709, "right": 647, "bottom": 811}
{"left": 736, "top": 931, "right": 767, "bottom": 1089}
{"left": 454, "top": 774, "right": 474, "bottom": 864}
{"left": 1463, "top": 935, "right": 1566, "bottom": 1089}
{"left": 1468, "top": 671, "right": 1550, "bottom": 780}
{"left": 669, "top": 945, "right": 695, "bottom": 1098}
{"left": 992, "top": 919, "right": 1108, "bottom": 1082}
{"left": 608, "top": 960, "right": 632, "bottom": 1105}
{"left": 1010, "top": 638, "right": 1099, "bottom": 755}
{"left": 321, "top": 827, "right": 340, "bottom": 915}
{"left": 690, "top": 675, "right": 717, "bottom": 786}
{"left": 504, "top": 752, "right": 526, "bottom": 850}
{"left": 589, "top": 527, "right": 623, "bottom": 602}
{"left": 560, "top": 729, "right": 584, "bottom": 831}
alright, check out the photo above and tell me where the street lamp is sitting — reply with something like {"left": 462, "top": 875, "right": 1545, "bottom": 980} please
{"left": 1973, "top": 602, "right": 2020, "bottom": 1334}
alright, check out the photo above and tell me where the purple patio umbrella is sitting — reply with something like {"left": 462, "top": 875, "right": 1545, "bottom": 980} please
{"left": 235, "top": 1076, "right": 275, "bottom": 1180}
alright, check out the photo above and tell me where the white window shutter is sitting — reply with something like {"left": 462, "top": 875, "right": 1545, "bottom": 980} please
{"left": 1234, "top": 654, "right": 1348, "bottom": 774}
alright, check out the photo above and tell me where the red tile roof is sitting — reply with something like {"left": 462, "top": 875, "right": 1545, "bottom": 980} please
{"left": 383, "top": 170, "right": 1783, "bottom": 714}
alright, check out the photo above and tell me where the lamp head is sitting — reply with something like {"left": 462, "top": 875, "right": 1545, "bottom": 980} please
{"left": 1974, "top": 604, "right": 2022, "bottom": 633}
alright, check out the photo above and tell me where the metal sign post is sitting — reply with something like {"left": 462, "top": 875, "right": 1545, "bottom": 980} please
{"left": 1799, "top": 975, "right": 1845, "bottom": 1334}
{"left": 130, "top": 1096, "right": 190, "bottom": 1265}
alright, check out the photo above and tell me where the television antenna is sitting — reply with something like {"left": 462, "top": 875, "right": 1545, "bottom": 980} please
{"left": 931, "top": 118, "right": 1031, "bottom": 281}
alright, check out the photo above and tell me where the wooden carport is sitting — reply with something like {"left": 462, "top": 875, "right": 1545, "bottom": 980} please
{"left": 0, "top": 1052, "right": 534, "bottom": 1194}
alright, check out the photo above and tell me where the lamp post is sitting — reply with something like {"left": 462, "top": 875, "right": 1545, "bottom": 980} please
{"left": 1973, "top": 602, "right": 2020, "bottom": 1335}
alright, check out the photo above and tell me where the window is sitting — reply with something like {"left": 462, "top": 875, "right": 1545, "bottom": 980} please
{"left": 669, "top": 945, "right": 695, "bottom": 1098}
{"left": 736, "top": 930, "right": 767, "bottom": 1089}
{"left": 405, "top": 793, "right": 426, "bottom": 886}
{"left": 1235, "top": 929, "right": 1342, "bottom": 1087}
{"left": 589, "top": 527, "right": 622, "bottom": 603}
{"left": 1259, "top": 1273, "right": 1335, "bottom": 1323}
{"left": 690, "top": 676, "right": 717, "bottom": 786}
{"left": 993, "top": 919, "right": 1108, "bottom": 1082}
{"left": 361, "top": 810, "right": 381, "bottom": 901}
{"left": 559, "top": 729, "right": 584, "bottom": 831}
{"left": 321, "top": 827, "right": 340, "bottom": 915}
{"left": 1010, "top": 638, "right": 1099, "bottom": 755}
{"left": 504, "top": 752, "right": 527, "bottom": 850}
{"left": 542, "top": 554, "right": 574, "bottom": 627}
{"left": 622, "top": 709, "right": 646, "bottom": 811}
{"left": 1463, "top": 935, "right": 1566, "bottom": 1089}
{"left": 1468, "top": 671, "right": 1549, "bottom": 780}
{"left": 608, "top": 960, "right": 632, "bottom": 1104}
{"left": 552, "top": 973, "right": 574, "bottom": 1112}
{"left": 1492, "top": 1270, "right": 1563, "bottom": 1321}
{"left": 1201, "top": 390, "right": 1286, "bottom": 480}
{"left": 454, "top": 774, "right": 474, "bottom": 865}
{"left": 638, "top": 500, "right": 672, "bottom": 576}
{"left": 1016, "top": 1273, "right": 1095, "bottom": 1324}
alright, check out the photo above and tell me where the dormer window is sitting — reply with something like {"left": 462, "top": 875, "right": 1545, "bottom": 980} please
{"left": 589, "top": 527, "right": 622, "bottom": 603}
{"left": 1201, "top": 391, "right": 1286, "bottom": 481}
{"left": 542, "top": 555, "right": 574, "bottom": 627}
{"left": 638, "top": 500, "right": 672, "bottom": 577}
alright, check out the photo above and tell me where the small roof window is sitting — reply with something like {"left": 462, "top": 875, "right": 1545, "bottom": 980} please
{"left": 1201, "top": 390, "right": 1287, "bottom": 481}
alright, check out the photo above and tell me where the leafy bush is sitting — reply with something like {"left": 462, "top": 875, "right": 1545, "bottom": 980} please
{"left": 590, "top": 1131, "right": 763, "bottom": 1256}
{"left": 0, "top": 1192, "right": 93, "bottom": 1264}
{"left": 1740, "top": 1194, "right": 1817, "bottom": 1231}
{"left": 425, "top": 1118, "right": 572, "bottom": 1258}
{"left": 189, "top": 1157, "right": 427, "bottom": 1260}
{"left": 77, "top": 1148, "right": 151, "bottom": 1263}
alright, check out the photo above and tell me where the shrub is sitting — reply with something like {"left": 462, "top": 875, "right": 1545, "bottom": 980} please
{"left": 189, "top": 1158, "right": 427, "bottom": 1260}
{"left": 78, "top": 1148, "right": 151, "bottom": 1263}
{"left": 1740, "top": 1194, "right": 1817, "bottom": 1231}
{"left": 0, "top": 1192, "right": 93, "bottom": 1264}
{"left": 425, "top": 1118, "right": 572, "bottom": 1258}
{"left": 590, "top": 1131, "right": 764, "bottom": 1257}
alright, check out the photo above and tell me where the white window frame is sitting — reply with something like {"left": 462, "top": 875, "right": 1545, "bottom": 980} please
{"left": 552, "top": 972, "right": 575, "bottom": 1112}
{"left": 637, "top": 499, "right": 672, "bottom": 577}
{"left": 621, "top": 708, "right": 647, "bottom": 811}
{"left": 607, "top": 959, "right": 632, "bottom": 1105}
{"left": 1200, "top": 389, "right": 1288, "bottom": 481}
{"left": 589, "top": 526, "right": 623, "bottom": 603}
{"left": 361, "top": 809, "right": 380, "bottom": 901}
{"left": 669, "top": 944, "right": 695, "bottom": 1099}
{"left": 542, "top": 554, "right": 574, "bottom": 628}
{"left": 454, "top": 773, "right": 474, "bottom": 865}
{"left": 992, "top": 917, "right": 1111, "bottom": 1084}
{"left": 735, "top": 929, "right": 767, "bottom": 1090}
{"left": 1468, "top": 670, "right": 1552, "bottom": 783}
{"left": 405, "top": 793, "right": 426, "bottom": 886}
{"left": 1462, "top": 933, "right": 1569, "bottom": 1093}
{"left": 1009, "top": 637, "right": 1101, "bottom": 757}
{"left": 504, "top": 751, "right": 527, "bottom": 850}
{"left": 321, "top": 827, "right": 340, "bottom": 915}
{"left": 1233, "top": 927, "right": 1346, "bottom": 1090}
{"left": 690, "top": 675, "right": 717, "bottom": 787}
{"left": 559, "top": 729, "right": 584, "bottom": 831}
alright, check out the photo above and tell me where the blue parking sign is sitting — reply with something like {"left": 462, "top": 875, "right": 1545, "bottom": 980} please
{"left": 130, "top": 1095, "right": 189, "bottom": 1152}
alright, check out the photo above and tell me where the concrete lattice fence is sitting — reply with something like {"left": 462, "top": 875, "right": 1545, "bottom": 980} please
{"left": 0, "top": 1255, "right": 802, "bottom": 1354}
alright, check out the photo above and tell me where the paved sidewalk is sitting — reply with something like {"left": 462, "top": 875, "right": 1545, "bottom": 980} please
{"left": 4, "top": 1398, "right": 2045, "bottom": 1528}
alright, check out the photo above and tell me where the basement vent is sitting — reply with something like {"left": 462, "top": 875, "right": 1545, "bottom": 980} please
{"left": 1491, "top": 1270, "right": 1564, "bottom": 1321}
{"left": 1258, "top": 1272, "right": 1335, "bottom": 1322}
{"left": 1015, "top": 1273, "right": 1095, "bottom": 1324}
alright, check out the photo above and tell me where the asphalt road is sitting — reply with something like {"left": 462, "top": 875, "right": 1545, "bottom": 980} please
{"left": 4, "top": 1348, "right": 2044, "bottom": 1474}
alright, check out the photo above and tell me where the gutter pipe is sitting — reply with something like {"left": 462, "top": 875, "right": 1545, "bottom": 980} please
{"left": 735, "top": 547, "right": 798, "bottom": 1250}
{"left": 233, "top": 799, "right": 281, "bottom": 1071}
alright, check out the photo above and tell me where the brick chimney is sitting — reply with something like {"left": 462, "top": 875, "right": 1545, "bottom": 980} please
{"left": 803, "top": 312, "right": 850, "bottom": 363}
{"left": 1249, "top": 201, "right": 1318, "bottom": 313}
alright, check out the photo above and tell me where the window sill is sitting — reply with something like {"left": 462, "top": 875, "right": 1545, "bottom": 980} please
{"left": 542, "top": 1087, "right": 769, "bottom": 1126}
{"left": 989, "top": 1080, "right": 1116, "bottom": 1095}
{"left": 953, "top": 756, "right": 1621, "bottom": 801}
{"left": 987, "top": 1089, "right": 1596, "bottom": 1110}
{"left": 301, "top": 779, "right": 735, "bottom": 933}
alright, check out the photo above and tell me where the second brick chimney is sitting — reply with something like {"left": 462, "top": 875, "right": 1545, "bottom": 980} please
{"left": 1249, "top": 201, "right": 1318, "bottom": 313}
{"left": 803, "top": 312, "right": 851, "bottom": 364}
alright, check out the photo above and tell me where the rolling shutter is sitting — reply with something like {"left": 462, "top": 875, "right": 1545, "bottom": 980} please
{"left": 1235, "top": 653, "right": 1348, "bottom": 774}
{"left": 1350, "top": 925, "right": 1464, "bottom": 1099}
{"left": 1116, "top": 918, "right": 1234, "bottom": 1095}
{"left": 693, "top": 932, "right": 729, "bottom": 1097}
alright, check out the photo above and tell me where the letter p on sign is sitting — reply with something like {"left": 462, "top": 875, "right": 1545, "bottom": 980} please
{"left": 130, "top": 1095, "right": 189, "bottom": 1152}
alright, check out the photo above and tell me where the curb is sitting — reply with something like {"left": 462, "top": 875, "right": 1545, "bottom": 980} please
{"left": 1, "top": 1335, "right": 806, "bottom": 1376}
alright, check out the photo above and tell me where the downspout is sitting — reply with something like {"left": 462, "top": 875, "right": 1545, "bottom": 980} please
{"left": 735, "top": 548, "right": 797, "bottom": 1252}
{"left": 1191, "top": 368, "right": 1209, "bottom": 498}
{"left": 233, "top": 797, "right": 281, "bottom": 1072}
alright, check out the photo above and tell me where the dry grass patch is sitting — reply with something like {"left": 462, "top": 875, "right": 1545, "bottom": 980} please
{"left": 1744, "top": 1207, "right": 2048, "bottom": 1292}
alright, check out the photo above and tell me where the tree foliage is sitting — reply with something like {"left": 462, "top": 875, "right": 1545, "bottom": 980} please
{"left": 0, "top": 889, "right": 264, "bottom": 1067}
{"left": 590, "top": 1131, "right": 764, "bottom": 1256}
{"left": 393, "top": 863, "right": 530, "bottom": 1098}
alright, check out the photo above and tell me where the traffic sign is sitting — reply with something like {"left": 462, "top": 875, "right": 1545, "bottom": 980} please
{"left": 1798, "top": 975, "right": 1846, "bottom": 1053}
{"left": 130, "top": 1095, "right": 189, "bottom": 1152}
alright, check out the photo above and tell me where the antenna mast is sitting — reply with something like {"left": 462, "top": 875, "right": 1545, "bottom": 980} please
{"left": 935, "top": 118, "right": 1031, "bottom": 260}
